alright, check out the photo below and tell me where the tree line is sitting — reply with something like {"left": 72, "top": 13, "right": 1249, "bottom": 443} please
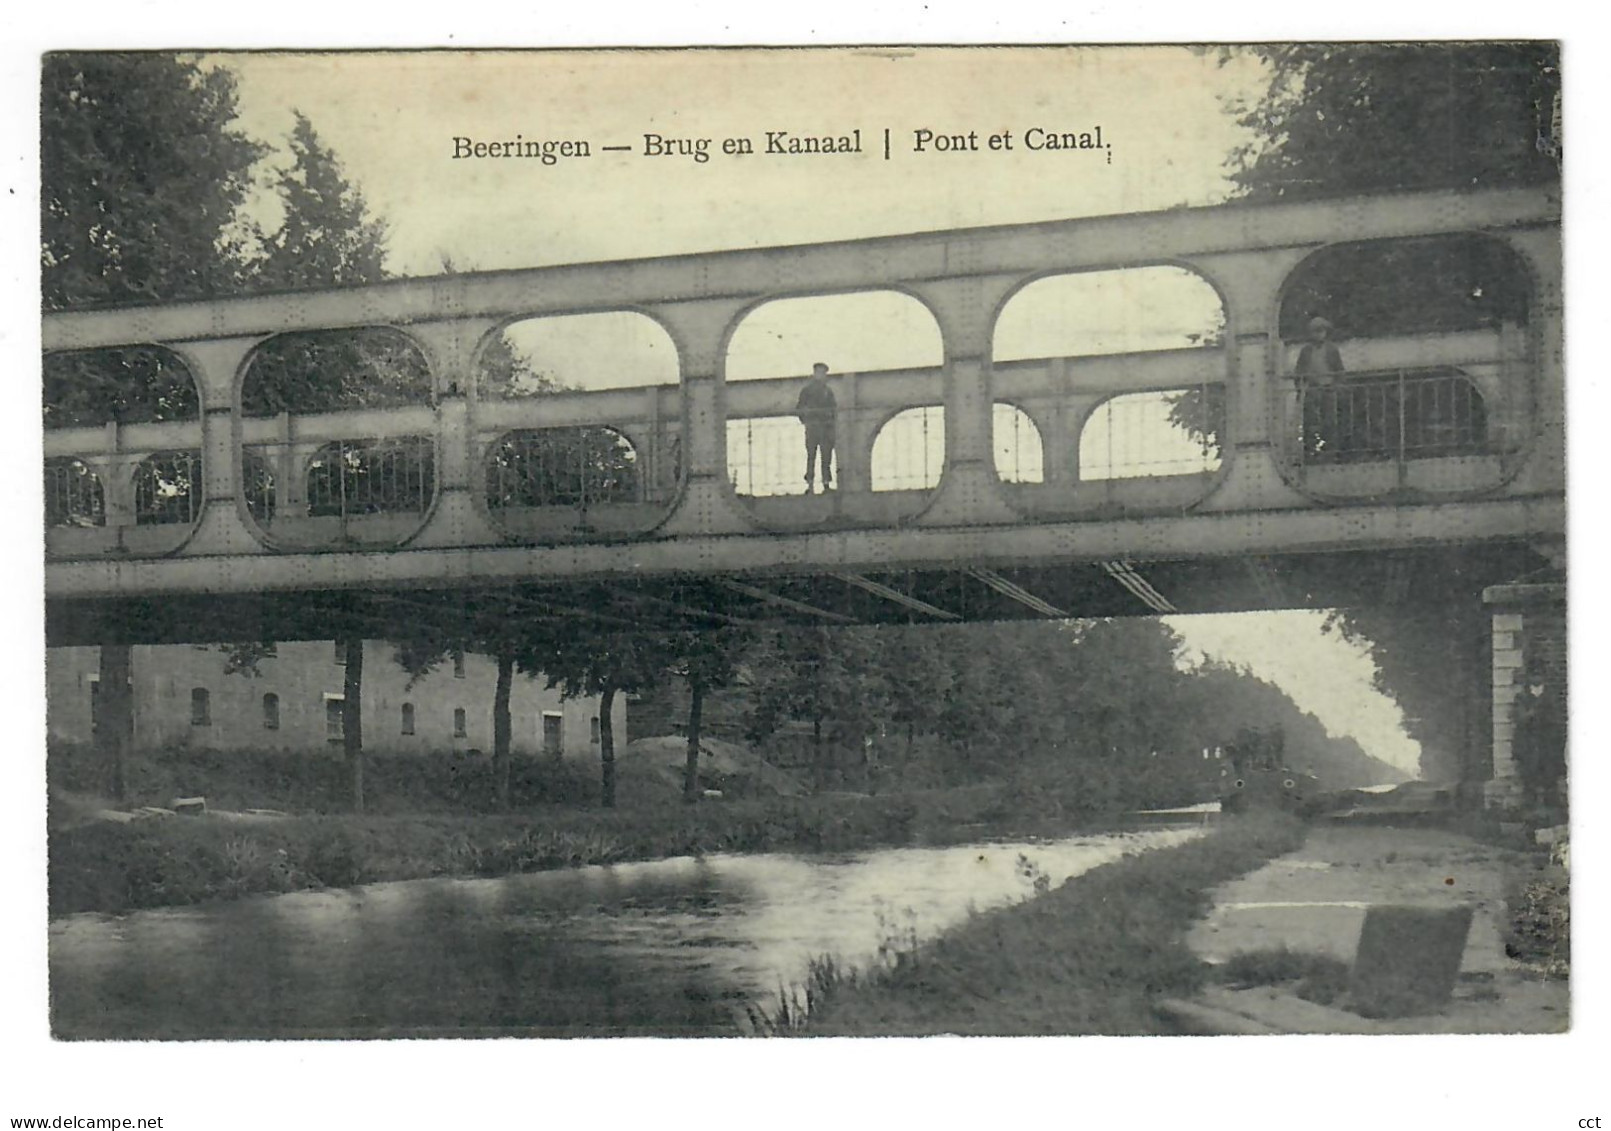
{"left": 222, "top": 614, "right": 1402, "bottom": 814}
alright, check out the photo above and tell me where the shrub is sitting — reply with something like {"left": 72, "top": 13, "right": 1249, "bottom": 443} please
{"left": 1505, "top": 869, "right": 1569, "bottom": 978}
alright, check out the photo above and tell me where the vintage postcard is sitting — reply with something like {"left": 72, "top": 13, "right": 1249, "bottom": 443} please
{"left": 16, "top": 35, "right": 1586, "bottom": 1130}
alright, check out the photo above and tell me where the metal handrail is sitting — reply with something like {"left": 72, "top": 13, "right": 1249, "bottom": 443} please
{"left": 1296, "top": 368, "right": 1490, "bottom": 471}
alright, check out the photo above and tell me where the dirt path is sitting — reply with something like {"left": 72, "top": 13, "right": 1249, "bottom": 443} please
{"left": 1169, "top": 823, "right": 1567, "bottom": 1034}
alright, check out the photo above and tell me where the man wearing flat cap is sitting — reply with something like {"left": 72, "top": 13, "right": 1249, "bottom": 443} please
{"left": 796, "top": 362, "right": 837, "bottom": 493}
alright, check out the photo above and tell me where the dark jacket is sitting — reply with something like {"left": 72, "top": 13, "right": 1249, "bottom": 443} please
{"left": 796, "top": 378, "right": 837, "bottom": 429}
{"left": 1295, "top": 342, "right": 1345, "bottom": 378}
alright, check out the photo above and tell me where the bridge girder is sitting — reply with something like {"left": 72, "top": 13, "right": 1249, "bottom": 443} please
{"left": 41, "top": 186, "right": 1563, "bottom": 634}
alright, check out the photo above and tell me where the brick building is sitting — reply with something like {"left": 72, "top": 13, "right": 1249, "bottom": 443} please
{"left": 46, "top": 641, "right": 625, "bottom": 761}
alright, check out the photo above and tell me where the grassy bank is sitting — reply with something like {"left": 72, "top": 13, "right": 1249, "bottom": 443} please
{"left": 49, "top": 783, "right": 1113, "bottom": 917}
{"left": 48, "top": 743, "right": 604, "bottom": 815}
{"left": 768, "top": 813, "right": 1306, "bottom": 1036}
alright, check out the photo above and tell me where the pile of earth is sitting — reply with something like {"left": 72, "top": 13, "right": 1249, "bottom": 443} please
{"left": 610, "top": 735, "right": 806, "bottom": 806}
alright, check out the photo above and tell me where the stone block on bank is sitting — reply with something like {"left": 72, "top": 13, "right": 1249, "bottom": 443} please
{"left": 1349, "top": 903, "right": 1475, "bottom": 1018}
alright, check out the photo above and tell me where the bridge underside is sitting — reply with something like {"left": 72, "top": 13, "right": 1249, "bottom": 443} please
{"left": 45, "top": 539, "right": 1548, "bottom": 648}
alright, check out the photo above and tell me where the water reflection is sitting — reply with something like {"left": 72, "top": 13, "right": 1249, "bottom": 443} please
{"left": 50, "top": 828, "right": 1202, "bottom": 1039}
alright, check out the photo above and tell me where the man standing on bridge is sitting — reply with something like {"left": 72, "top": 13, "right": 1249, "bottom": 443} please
{"left": 797, "top": 362, "right": 838, "bottom": 493}
{"left": 1295, "top": 316, "right": 1349, "bottom": 458}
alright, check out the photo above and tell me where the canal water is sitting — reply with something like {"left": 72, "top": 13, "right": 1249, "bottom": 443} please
{"left": 50, "top": 826, "right": 1204, "bottom": 1039}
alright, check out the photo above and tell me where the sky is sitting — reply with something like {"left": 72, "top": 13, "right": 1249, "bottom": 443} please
{"left": 208, "top": 47, "right": 1422, "bottom": 776}
{"left": 223, "top": 47, "right": 1268, "bottom": 276}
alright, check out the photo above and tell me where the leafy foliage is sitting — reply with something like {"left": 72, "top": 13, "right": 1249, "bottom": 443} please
{"left": 744, "top": 626, "right": 892, "bottom": 791}
{"left": 739, "top": 618, "right": 1398, "bottom": 803}
{"left": 1222, "top": 43, "right": 1560, "bottom": 202}
{"left": 251, "top": 111, "right": 388, "bottom": 289}
{"left": 477, "top": 334, "right": 643, "bottom": 512}
{"left": 1320, "top": 598, "right": 1485, "bottom": 784}
{"left": 539, "top": 630, "right": 665, "bottom": 807}
{"left": 44, "top": 347, "right": 200, "bottom": 428}
{"left": 1164, "top": 383, "right": 1226, "bottom": 456}
{"left": 241, "top": 329, "right": 433, "bottom": 415}
{"left": 41, "top": 53, "right": 267, "bottom": 310}
{"left": 43, "top": 56, "right": 419, "bottom": 814}
{"left": 45, "top": 55, "right": 414, "bottom": 427}
{"left": 479, "top": 332, "right": 562, "bottom": 400}
{"left": 666, "top": 628, "right": 752, "bottom": 800}
{"left": 1276, "top": 236, "right": 1531, "bottom": 340}
{"left": 484, "top": 427, "right": 642, "bottom": 510}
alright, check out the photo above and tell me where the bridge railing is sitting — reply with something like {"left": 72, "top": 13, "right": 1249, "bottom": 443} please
{"left": 43, "top": 417, "right": 207, "bottom": 556}
{"left": 1298, "top": 370, "right": 1489, "bottom": 463}
{"left": 474, "top": 382, "right": 681, "bottom": 541}
{"left": 1275, "top": 328, "right": 1529, "bottom": 497}
{"left": 238, "top": 403, "right": 438, "bottom": 547}
{"left": 40, "top": 331, "right": 1532, "bottom": 556}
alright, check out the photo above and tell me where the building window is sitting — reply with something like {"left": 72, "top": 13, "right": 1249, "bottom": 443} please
{"left": 542, "top": 712, "right": 564, "bottom": 757}
{"left": 453, "top": 707, "right": 467, "bottom": 738}
{"left": 590, "top": 716, "right": 601, "bottom": 744}
{"left": 88, "top": 677, "right": 100, "bottom": 736}
{"left": 453, "top": 651, "right": 466, "bottom": 679}
{"left": 333, "top": 640, "right": 346, "bottom": 665}
{"left": 401, "top": 702, "right": 415, "bottom": 735}
{"left": 326, "top": 695, "right": 345, "bottom": 742}
{"left": 263, "top": 692, "right": 280, "bottom": 730}
{"left": 190, "top": 687, "right": 211, "bottom": 726}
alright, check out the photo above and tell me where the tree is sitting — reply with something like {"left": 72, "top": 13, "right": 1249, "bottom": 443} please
{"left": 391, "top": 631, "right": 510, "bottom": 801}
{"left": 667, "top": 629, "right": 749, "bottom": 802}
{"left": 480, "top": 332, "right": 562, "bottom": 400}
{"left": 1222, "top": 43, "right": 1561, "bottom": 202}
{"left": 1165, "top": 383, "right": 1226, "bottom": 461}
{"left": 241, "top": 329, "right": 433, "bottom": 415}
{"left": 540, "top": 631, "right": 664, "bottom": 808}
{"left": 340, "top": 637, "right": 366, "bottom": 812}
{"left": 744, "top": 626, "right": 891, "bottom": 792}
{"left": 44, "top": 347, "right": 201, "bottom": 429}
{"left": 251, "top": 111, "right": 388, "bottom": 289}
{"left": 1321, "top": 598, "right": 1488, "bottom": 784}
{"left": 240, "top": 114, "right": 423, "bottom": 415}
{"left": 41, "top": 53, "right": 266, "bottom": 310}
{"left": 44, "top": 56, "right": 411, "bottom": 811}
{"left": 873, "top": 625, "right": 953, "bottom": 780}
{"left": 390, "top": 607, "right": 588, "bottom": 810}
{"left": 478, "top": 332, "right": 642, "bottom": 516}
{"left": 44, "top": 54, "right": 261, "bottom": 803}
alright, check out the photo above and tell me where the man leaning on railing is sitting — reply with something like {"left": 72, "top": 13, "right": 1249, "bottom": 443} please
{"left": 1294, "top": 316, "right": 1349, "bottom": 459}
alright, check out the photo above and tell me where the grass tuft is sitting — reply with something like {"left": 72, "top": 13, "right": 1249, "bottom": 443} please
{"left": 1218, "top": 946, "right": 1353, "bottom": 1005}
